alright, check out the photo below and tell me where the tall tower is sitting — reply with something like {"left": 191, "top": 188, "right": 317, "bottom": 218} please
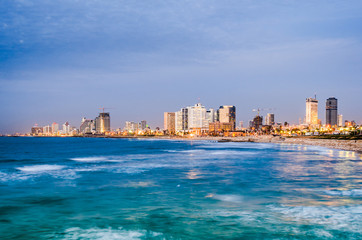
{"left": 306, "top": 97, "right": 318, "bottom": 125}
{"left": 164, "top": 112, "right": 175, "bottom": 132}
{"left": 326, "top": 97, "right": 338, "bottom": 126}
{"left": 218, "top": 105, "right": 236, "bottom": 130}
{"left": 95, "top": 112, "right": 110, "bottom": 133}
{"left": 265, "top": 113, "right": 275, "bottom": 126}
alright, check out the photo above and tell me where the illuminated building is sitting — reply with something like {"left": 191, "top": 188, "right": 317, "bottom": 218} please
{"left": 239, "top": 121, "right": 244, "bottom": 129}
{"left": 175, "top": 108, "right": 188, "bottom": 132}
{"left": 338, "top": 114, "right": 343, "bottom": 127}
{"left": 209, "top": 122, "right": 233, "bottom": 134}
{"left": 164, "top": 112, "right": 176, "bottom": 133}
{"left": 140, "top": 120, "right": 147, "bottom": 130}
{"left": 326, "top": 97, "right": 338, "bottom": 126}
{"left": 62, "top": 122, "right": 70, "bottom": 134}
{"left": 188, "top": 103, "right": 209, "bottom": 130}
{"left": 51, "top": 122, "right": 59, "bottom": 134}
{"left": 95, "top": 112, "right": 110, "bottom": 133}
{"left": 251, "top": 115, "right": 263, "bottom": 130}
{"left": 305, "top": 97, "right": 318, "bottom": 125}
{"left": 43, "top": 125, "right": 52, "bottom": 135}
{"left": 218, "top": 105, "right": 236, "bottom": 130}
{"left": 31, "top": 125, "right": 43, "bottom": 135}
{"left": 265, "top": 113, "right": 275, "bottom": 126}
{"left": 80, "top": 118, "right": 94, "bottom": 134}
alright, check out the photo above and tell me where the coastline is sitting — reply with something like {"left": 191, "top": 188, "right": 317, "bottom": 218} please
{"left": 6, "top": 135, "right": 361, "bottom": 153}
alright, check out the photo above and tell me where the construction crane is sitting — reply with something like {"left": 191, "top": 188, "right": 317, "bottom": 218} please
{"left": 99, "top": 107, "right": 113, "bottom": 113}
{"left": 252, "top": 108, "right": 273, "bottom": 117}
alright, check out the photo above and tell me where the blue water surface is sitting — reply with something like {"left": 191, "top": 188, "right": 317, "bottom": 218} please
{"left": 0, "top": 137, "right": 361, "bottom": 239}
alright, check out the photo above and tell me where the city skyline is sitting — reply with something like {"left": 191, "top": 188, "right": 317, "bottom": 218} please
{"left": 1, "top": 1, "right": 362, "bottom": 134}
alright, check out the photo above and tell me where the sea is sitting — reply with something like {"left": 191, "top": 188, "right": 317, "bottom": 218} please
{"left": 0, "top": 137, "right": 361, "bottom": 239}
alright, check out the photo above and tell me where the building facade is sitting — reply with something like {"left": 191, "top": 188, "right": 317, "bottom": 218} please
{"left": 306, "top": 97, "right": 318, "bottom": 125}
{"left": 164, "top": 112, "right": 176, "bottom": 133}
{"left": 265, "top": 113, "right": 275, "bottom": 126}
{"left": 326, "top": 97, "right": 338, "bottom": 126}
{"left": 95, "top": 112, "right": 110, "bottom": 133}
{"left": 175, "top": 108, "right": 188, "bottom": 132}
{"left": 338, "top": 114, "right": 343, "bottom": 127}
{"left": 218, "top": 105, "right": 236, "bottom": 130}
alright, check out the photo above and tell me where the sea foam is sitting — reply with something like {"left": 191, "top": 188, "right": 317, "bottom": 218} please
{"left": 60, "top": 227, "right": 163, "bottom": 240}
{"left": 16, "top": 165, "right": 65, "bottom": 173}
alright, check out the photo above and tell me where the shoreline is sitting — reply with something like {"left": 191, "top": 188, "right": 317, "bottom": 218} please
{"left": 4, "top": 135, "right": 362, "bottom": 153}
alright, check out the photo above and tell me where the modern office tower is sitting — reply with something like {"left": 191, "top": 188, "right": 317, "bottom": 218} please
{"left": 305, "top": 97, "right": 318, "bottom": 125}
{"left": 265, "top": 113, "right": 275, "bottom": 126}
{"left": 43, "top": 125, "right": 52, "bottom": 135}
{"left": 62, "top": 122, "right": 70, "bottom": 134}
{"left": 218, "top": 105, "right": 236, "bottom": 130}
{"left": 140, "top": 120, "right": 147, "bottom": 130}
{"left": 51, "top": 122, "right": 59, "bottom": 134}
{"left": 95, "top": 112, "right": 111, "bottom": 133}
{"left": 188, "top": 103, "right": 209, "bottom": 130}
{"left": 164, "top": 112, "right": 176, "bottom": 132}
{"left": 205, "top": 109, "right": 216, "bottom": 125}
{"left": 31, "top": 126, "right": 43, "bottom": 135}
{"left": 80, "top": 118, "right": 94, "bottom": 134}
{"left": 251, "top": 116, "right": 263, "bottom": 130}
{"left": 326, "top": 97, "right": 338, "bottom": 126}
{"left": 125, "top": 121, "right": 137, "bottom": 132}
{"left": 175, "top": 107, "right": 188, "bottom": 132}
{"left": 338, "top": 114, "right": 343, "bottom": 127}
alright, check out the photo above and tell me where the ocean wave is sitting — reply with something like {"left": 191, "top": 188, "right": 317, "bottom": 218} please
{"left": 324, "top": 189, "right": 362, "bottom": 197}
{"left": 58, "top": 227, "right": 164, "bottom": 239}
{"left": 70, "top": 156, "right": 124, "bottom": 162}
{"left": 16, "top": 164, "right": 65, "bottom": 173}
{"left": 211, "top": 194, "right": 244, "bottom": 203}
{"left": 270, "top": 204, "right": 362, "bottom": 233}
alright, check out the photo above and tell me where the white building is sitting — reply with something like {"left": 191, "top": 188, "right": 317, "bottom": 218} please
{"left": 306, "top": 97, "right": 318, "bottom": 125}
{"left": 265, "top": 113, "right": 275, "bottom": 126}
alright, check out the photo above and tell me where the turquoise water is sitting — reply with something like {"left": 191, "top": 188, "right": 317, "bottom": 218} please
{"left": 0, "top": 137, "right": 361, "bottom": 239}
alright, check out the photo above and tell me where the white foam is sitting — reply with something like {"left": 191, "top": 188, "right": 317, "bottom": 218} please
{"left": 60, "top": 227, "right": 163, "bottom": 240}
{"left": 213, "top": 194, "right": 243, "bottom": 203}
{"left": 270, "top": 204, "right": 362, "bottom": 233}
{"left": 70, "top": 156, "right": 123, "bottom": 162}
{"left": 324, "top": 189, "right": 362, "bottom": 197}
{"left": 17, "top": 164, "right": 65, "bottom": 173}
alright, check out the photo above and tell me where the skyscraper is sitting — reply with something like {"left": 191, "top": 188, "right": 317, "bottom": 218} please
{"left": 164, "top": 112, "right": 176, "bottom": 133}
{"left": 175, "top": 108, "right": 188, "bottom": 132}
{"left": 218, "top": 105, "right": 236, "bottom": 130}
{"left": 326, "top": 97, "right": 338, "bottom": 126}
{"left": 51, "top": 122, "right": 59, "bottom": 134}
{"left": 187, "top": 103, "right": 208, "bottom": 130}
{"left": 305, "top": 97, "right": 318, "bottom": 125}
{"left": 95, "top": 112, "right": 110, "bottom": 133}
{"left": 338, "top": 114, "right": 343, "bottom": 127}
{"left": 265, "top": 113, "right": 275, "bottom": 126}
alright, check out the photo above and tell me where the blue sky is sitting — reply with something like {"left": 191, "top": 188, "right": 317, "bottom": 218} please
{"left": 1, "top": 0, "right": 362, "bottom": 133}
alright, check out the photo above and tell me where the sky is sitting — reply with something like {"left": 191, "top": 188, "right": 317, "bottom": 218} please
{"left": 1, "top": 0, "right": 362, "bottom": 133}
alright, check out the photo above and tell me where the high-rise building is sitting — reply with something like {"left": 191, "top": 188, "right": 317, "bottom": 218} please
{"left": 175, "top": 108, "right": 188, "bottom": 132}
{"left": 51, "top": 122, "right": 59, "bottom": 134}
{"left": 251, "top": 116, "right": 263, "bottom": 130}
{"left": 43, "top": 125, "right": 52, "bottom": 135}
{"left": 239, "top": 121, "right": 244, "bottom": 129}
{"left": 338, "top": 114, "right": 343, "bottom": 127}
{"left": 326, "top": 97, "right": 338, "bottom": 126}
{"left": 164, "top": 112, "right": 176, "bottom": 133}
{"left": 63, "top": 122, "right": 70, "bottom": 134}
{"left": 140, "top": 120, "right": 147, "bottom": 130}
{"left": 205, "top": 109, "right": 216, "bottom": 125}
{"left": 265, "top": 113, "right": 275, "bottom": 126}
{"left": 306, "top": 97, "right": 318, "bottom": 125}
{"left": 218, "top": 105, "right": 236, "bottom": 130}
{"left": 80, "top": 118, "right": 94, "bottom": 134}
{"left": 188, "top": 103, "right": 208, "bottom": 130}
{"left": 95, "top": 112, "right": 111, "bottom": 133}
